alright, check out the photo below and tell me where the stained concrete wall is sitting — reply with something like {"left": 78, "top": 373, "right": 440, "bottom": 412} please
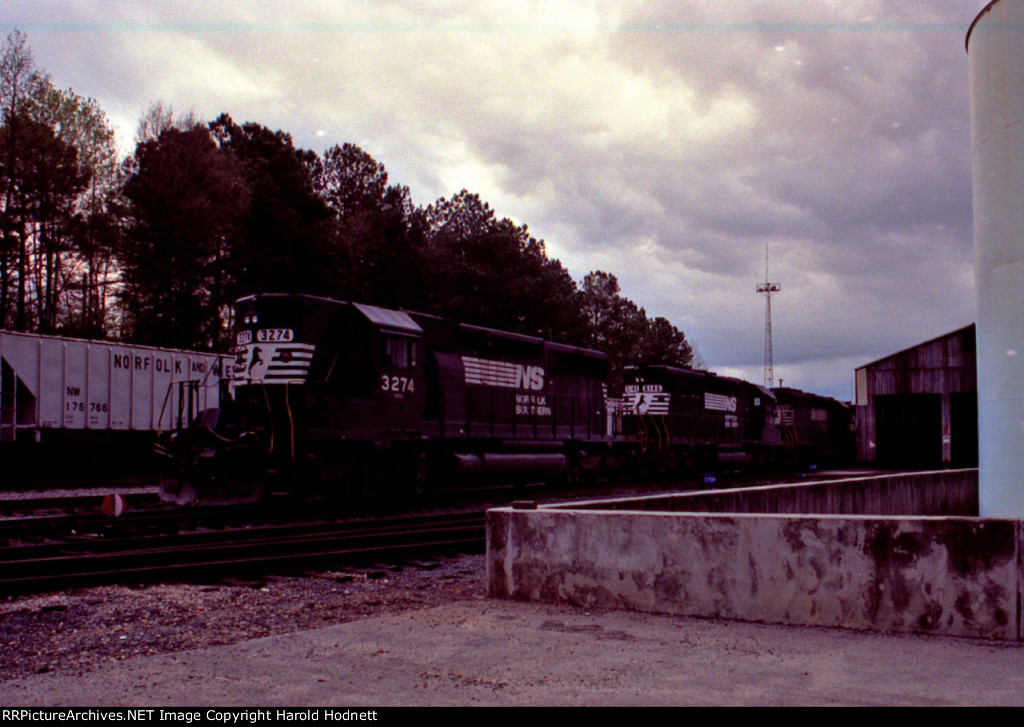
{"left": 487, "top": 470, "right": 1024, "bottom": 640}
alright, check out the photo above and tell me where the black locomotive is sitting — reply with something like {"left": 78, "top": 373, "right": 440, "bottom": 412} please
{"left": 772, "top": 387, "right": 855, "bottom": 467}
{"left": 158, "top": 293, "right": 609, "bottom": 503}
{"left": 157, "top": 293, "right": 853, "bottom": 503}
{"left": 617, "top": 365, "right": 854, "bottom": 475}
{"left": 618, "top": 364, "right": 780, "bottom": 472}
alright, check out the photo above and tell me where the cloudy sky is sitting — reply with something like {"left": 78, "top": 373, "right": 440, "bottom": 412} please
{"left": 1, "top": 1, "right": 984, "bottom": 400}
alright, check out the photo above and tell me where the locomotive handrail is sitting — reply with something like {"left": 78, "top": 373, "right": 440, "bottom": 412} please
{"left": 285, "top": 379, "right": 295, "bottom": 461}
{"left": 652, "top": 413, "right": 668, "bottom": 458}
{"left": 157, "top": 380, "right": 191, "bottom": 434}
{"left": 156, "top": 380, "right": 173, "bottom": 434}
{"left": 259, "top": 380, "right": 274, "bottom": 454}
{"left": 156, "top": 378, "right": 221, "bottom": 434}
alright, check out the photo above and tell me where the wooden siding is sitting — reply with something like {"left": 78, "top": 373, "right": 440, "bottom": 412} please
{"left": 855, "top": 325, "right": 976, "bottom": 464}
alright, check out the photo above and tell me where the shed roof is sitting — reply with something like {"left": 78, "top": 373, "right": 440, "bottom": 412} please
{"left": 855, "top": 323, "right": 975, "bottom": 373}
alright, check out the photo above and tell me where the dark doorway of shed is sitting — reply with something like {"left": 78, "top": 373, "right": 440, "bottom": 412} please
{"left": 874, "top": 394, "right": 942, "bottom": 468}
{"left": 950, "top": 392, "right": 978, "bottom": 467}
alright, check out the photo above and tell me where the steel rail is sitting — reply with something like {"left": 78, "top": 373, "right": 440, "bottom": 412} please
{"left": 0, "top": 512, "right": 485, "bottom": 595}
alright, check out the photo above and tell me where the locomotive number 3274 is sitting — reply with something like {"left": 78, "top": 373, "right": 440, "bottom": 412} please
{"left": 380, "top": 375, "right": 415, "bottom": 393}
{"left": 256, "top": 328, "right": 294, "bottom": 342}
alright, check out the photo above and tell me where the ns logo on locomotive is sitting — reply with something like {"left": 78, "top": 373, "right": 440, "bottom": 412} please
{"left": 157, "top": 293, "right": 853, "bottom": 504}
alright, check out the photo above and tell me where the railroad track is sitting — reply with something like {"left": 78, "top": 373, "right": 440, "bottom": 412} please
{"left": 0, "top": 491, "right": 419, "bottom": 543}
{"left": 0, "top": 511, "right": 486, "bottom": 595}
{"left": 0, "top": 499, "right": 275, "bottom": 544}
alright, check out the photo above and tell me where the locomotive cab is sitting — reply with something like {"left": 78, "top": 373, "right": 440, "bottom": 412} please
{"left": 302, "top": 300, "right": 425, "bottom": 442}
{"left": 232, "top": 296, "right": 427, "bottom": 497}
{"left": 161, "top": 294, "right": 429, "bottom": 503}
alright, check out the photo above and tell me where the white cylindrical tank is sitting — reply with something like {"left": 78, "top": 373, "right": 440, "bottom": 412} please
{"left": 968, "top": 0, "right": 1024, "bottom": 516}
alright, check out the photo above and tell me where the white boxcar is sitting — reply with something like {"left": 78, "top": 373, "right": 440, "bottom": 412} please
{"left": 0, "top": 330, "right": 229, "bottom": 441}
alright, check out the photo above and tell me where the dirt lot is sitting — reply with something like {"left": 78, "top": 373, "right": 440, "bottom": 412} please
{"left": 0, "top": 553, "right": 485, "bottom": 681}
{"left": 6, "top": 551, "right": 1024, "bottom": 706}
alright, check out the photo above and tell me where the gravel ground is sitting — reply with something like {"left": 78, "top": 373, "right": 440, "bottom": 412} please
{"left": 0, "top": 553, "right": 485, "bottom": 682}
{"left": 8, "top": 549, "right": 1024, "bottom": 706}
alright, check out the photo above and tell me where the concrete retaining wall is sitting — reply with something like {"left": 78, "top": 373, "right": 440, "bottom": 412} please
{"left": 558, "top": 469, "right": 979, "bottom": 516}
{"left": 487, "top": 470, "right": 1024, "bottom": 640}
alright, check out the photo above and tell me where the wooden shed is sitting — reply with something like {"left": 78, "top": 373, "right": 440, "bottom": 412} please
{"left": 855, "top": 325, "right": 976, "bottom": 468}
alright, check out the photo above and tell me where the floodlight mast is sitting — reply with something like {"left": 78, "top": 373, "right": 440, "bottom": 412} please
{"left": 756, "top": 242, "right": 780, "bottom": 388}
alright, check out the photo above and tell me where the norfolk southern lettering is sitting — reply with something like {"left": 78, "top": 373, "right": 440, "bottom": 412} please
{"left": 112, "top": 352, "right": 215, "bottom": 375}
{"left": 462, "top": 356, "right": 545, "bottom": 391}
